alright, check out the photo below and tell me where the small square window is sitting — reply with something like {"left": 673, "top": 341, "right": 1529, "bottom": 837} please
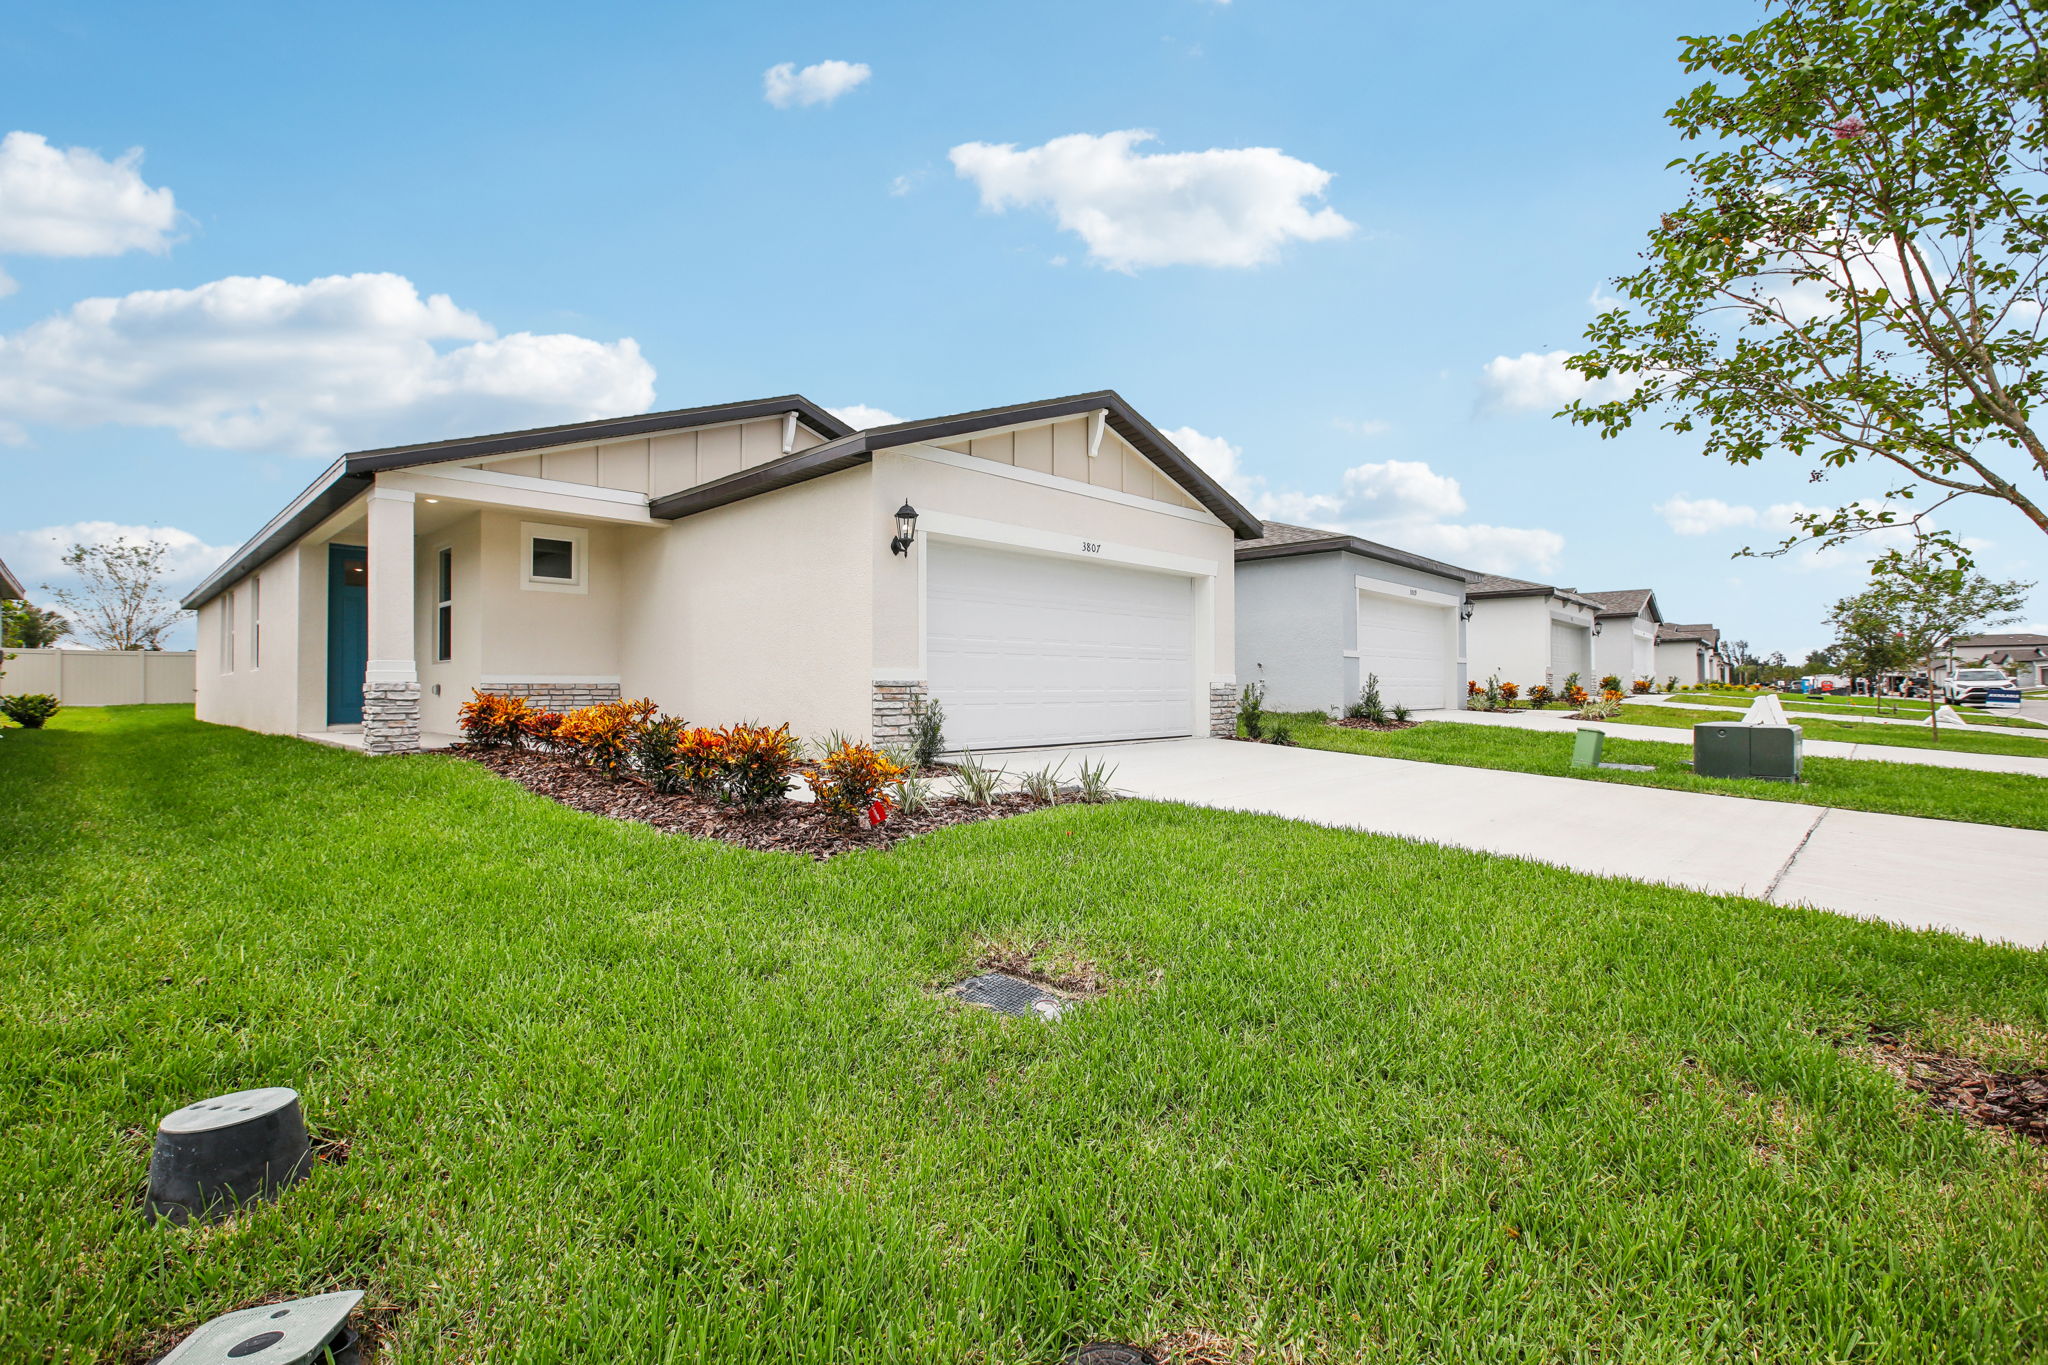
{"left": 530, "top": 537, "right": 575, "bottom": 581}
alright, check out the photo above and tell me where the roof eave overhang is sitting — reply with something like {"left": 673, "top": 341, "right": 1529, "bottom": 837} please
{"left": 1235, "top": 537, "right": 1473, "bottom": 583}
{"left": 182, "top": 461, "right": 372, "bottom": 611}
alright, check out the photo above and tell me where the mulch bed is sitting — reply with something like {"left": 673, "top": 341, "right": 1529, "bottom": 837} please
{"left": 454, "top": 745, "right": 1060, "bottom": 859}
{"left": 1327, "top": 717, "right": 1422, "bottom": 732}
{"left": 1859, "top": 1030, "right": 2048, "bottom": 1146}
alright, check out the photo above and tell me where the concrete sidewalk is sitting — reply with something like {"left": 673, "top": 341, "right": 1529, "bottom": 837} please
{"left": 1429, "top": 706, "right": 2048, "bottom": 779}
{"left": 1624, "top": 693, "right": 2048, "bottom": 739}
{"left": 1017, "top": 737, "right": 2048, "bottom": 949}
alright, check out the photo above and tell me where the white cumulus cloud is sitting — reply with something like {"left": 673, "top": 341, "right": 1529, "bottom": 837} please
{"left": 1655, "top": 495, "right": 1760, "bottom": 536}
{"left": 763, "top": 60, "right": 872, "bottom": 109}
{"left": 0, "top": 130, "right": 179, "bottom": 260}
{"left": 1169, "top": 425, "right": 1562, "bottom": 575}
{"left": 0, "top": 520, "right": 234, "bottom": 593}
{"left": 948, "top": 130, "right": 1354, "bottom": 271}
{"left": 0, "top": 272, "right": 656, "bottom": 456}
{"left": 1478, "top": 349, "right": 1643, "bottom": 414}
{"left": 827, "top": 403, "right": 901, "bottom": 429}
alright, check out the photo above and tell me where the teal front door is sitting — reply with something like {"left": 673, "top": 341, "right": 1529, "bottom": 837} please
{"left": 326, "top": 544, "right": 369, "bottom": 724}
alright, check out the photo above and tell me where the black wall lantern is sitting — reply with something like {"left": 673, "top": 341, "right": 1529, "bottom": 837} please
{"left": 890, "top": 501, "right": 919, "bottom": 556}
{"left": 1591, "top": 621, "right": 1604, "bottom": 637}
{"left": 1459, "top": 601, "right": 1474, "bottom": 621}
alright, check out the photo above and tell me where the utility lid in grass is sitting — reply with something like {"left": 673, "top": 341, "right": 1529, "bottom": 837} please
{"left": 951, "top": 972, "right": 1077, "bottom": 1021}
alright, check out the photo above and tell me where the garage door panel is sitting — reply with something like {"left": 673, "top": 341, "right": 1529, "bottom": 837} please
{"left": 1357, "top": 590, "right": 1450, "bottom": 711}
{"left": 927, "top": 542, "right": 1196, "bottom": 749}
{"left": 1548, "top": 621, "right": 1590, "bottom": 684}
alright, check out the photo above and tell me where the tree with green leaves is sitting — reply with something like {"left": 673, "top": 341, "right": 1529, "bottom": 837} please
{"left": 2, "top": 599, "right": 69, "bottom": 649}
{"left": 1825, "top": 548, "right": 2030, "bottom": 731}
{"left": 50, "top": 539, "right": 184, "bottom": 651}
{"left": 1567, "top": 0, "right": 2048, "bottom": 558}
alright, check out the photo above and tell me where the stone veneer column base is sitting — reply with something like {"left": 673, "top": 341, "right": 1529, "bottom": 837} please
{"left": 362, "top": 681, "right": 422, "bottom": 755}
{"left": 1208, "top": 682, "right": 1238, "bottom": 738}
{"left": 872, "top": 679, "right": 929, "bottom": 749}
{"left": 488, "top": 681, "right": 624, "bottom": 711}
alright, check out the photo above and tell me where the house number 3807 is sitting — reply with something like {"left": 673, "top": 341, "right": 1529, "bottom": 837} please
{"left": 1080, "top": 541, "right": 1102, "bottom": 554}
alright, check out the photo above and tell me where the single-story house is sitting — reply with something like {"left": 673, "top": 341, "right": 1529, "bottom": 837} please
{"left": 1655, "top": 623, "right": 1727, "bottom": 686}
{"left": 1942, "top": 633, "right": 2048, "bottom": 687}
{"left": 1233, "top": 521, "right": 1471, "bottom": 714}
{"left": 0, "top": 555, "right": 22, "bottom": 601}
{"left": 184, "top": 390, "right": 1263, "bottom": 755}
{"left": 1582, "top": 589, "right": 1662, "bottom": 685}
{"left": 1463, "top": 574, "right": 1603, "bottom": 690}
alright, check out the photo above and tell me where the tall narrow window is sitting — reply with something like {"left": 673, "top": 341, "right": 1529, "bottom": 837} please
{"left": 222, "top": 590, "right": 236, "bottom": 673}
{"left": 250, "top": 575, "right": 262, "bottom": 668}
{"left": 435, "top": 547, "right": 453, "bottom": 662}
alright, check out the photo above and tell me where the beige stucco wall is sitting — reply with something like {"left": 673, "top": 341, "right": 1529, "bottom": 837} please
{"left": 464, "top": 417, "right": 827, "bottom": 497}
{"left": 868, "top": 443, "right": 1237, "bottom": 736}
{"left": 1657, "top": 639, "right": 1711, "bottom": 685}
{"left": 1464, "top": 595, "right": 1550, "bottom": 687}
{"left": 616, "top": 466, "right": 874, "bottom": 739}
{"left": 1593, "top": 612, "right": 1658, "bottom": 684}
{"left": 194, "top": 542, "right": 306, "bottom": 736}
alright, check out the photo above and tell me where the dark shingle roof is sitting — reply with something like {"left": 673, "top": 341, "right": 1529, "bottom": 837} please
{"left": 1658, "top": 622, "right": 1721, "bottom": 646}
{"left": 1580, "top": 588, "right": 1659, "bottom": 620}
{"left": 1465, "top": 573, "right": 1604, "bottom": 611}
{"left": 1950, "top": 632, "right": 2048, "bottom": 650}
{"left": 1233, "top": 521, "right": 1473, "bottom": 581}
{"left": 0, "top": 555, "right": 22, "bottom": 600}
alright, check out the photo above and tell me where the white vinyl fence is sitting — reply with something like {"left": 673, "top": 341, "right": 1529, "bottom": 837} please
{"left": 2, "top": 648, "right": 196, "bottom": 705}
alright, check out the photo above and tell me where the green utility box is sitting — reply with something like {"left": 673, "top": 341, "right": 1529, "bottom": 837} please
{"left": 1693, "top": 722, "right": 1804, "bottom": 782}
{"left": 1571, "top": 728, "right": 1605, "bottom": 769}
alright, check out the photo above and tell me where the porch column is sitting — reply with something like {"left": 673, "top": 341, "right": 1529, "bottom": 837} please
{"left": 362, "top": 486, "right": 420, "bottom": 754}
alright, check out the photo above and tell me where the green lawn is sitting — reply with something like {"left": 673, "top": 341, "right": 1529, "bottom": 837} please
{"left": 1611, "top": 703, "right": 2048, "bottom": 756}
{"left": 1281, "top": 715, "right": 2048, "bottom": 830}
{"left": 7, "top": 708, "right": 2048, "bottom": 1363}
{"left": 1736, "top": 694, "right": 2048, "bottom": 731}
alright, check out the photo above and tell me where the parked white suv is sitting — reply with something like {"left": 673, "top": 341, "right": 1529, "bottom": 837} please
{"left": 1944, "top": 667, "right": 2017, "bottom": 704}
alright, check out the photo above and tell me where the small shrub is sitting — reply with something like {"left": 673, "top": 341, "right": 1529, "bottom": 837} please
{"left": 1600, "top": 674, "right": 1622, "bottom": 693}
{"left": 457, "top": 689, "right": 533, "bottom": 747}
{"left": 893, "top": 772, "right": 936, "bottom": 817}
{"left": 554, "top": 697, "right": 658, "bottom": 775}
{"left": 1631, "top": 678, "right": 1653, "bottom": 695}
{"left": 0, "top": 693, "right": 59, "bottom": 728}
{"left": 806, "top": 740, "right": 908, "bottom": 826}
{"left": 1525, "top": 683, "right": 1554, "bottom": 709}
{"left": 1391, "top": 702, "right": 1412, "bottom": 724}
{"left": 1357, "top": 673, "right": 1388, "bottom": 725}
{"left": 633, "top": 714, "right": 688, "bottom": 792}
{"left": 719, "top": 722, "right": 801, "bottom": 811}
{"left": 1073, "top": 757, "right": 1118, "bottom": 803}
{"left": 673, "top": 727, "right": 729, "bottom": 799}
{"left": 1562, "top": 672, "right": 1582, "bottom": 697}
{"left": 1499, "top": 680, "right": 1520, "bottom": 703}
{"left": 1236, "top": 681, "right": 1267, "bottom": 740}
{"left": 1665, "top": 675, "right": 1680, "bottom": 691}
{"left": 1573, "top": 695, "right": 1624, "bottom": 721}
{"left": 521, "top": 708, "right": 565, "bottom": 751}
{"left": 1481, "top": 674, "right": 1507, "bottom": 712}
{"left": 1018, "top": 762, "right": 1066, "bottom": 804}
{"left": 1601, "top": 687, "right": 1625, "bottom": 705}
{"left": 908, "top": 697, "right": 947, "bottom": 770}
{"left": 949, "top": 752, "right": 1005, "bottom": 806}
{"left": 1563, "top": 684, "right": 1589, "bottom": 708}
{"left": 1268, "top": 716, "right": 1297, "bottom": 746}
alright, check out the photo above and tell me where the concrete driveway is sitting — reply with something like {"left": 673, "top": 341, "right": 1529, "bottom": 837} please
{"left": 1012, "top": 737, "right": 2048, "bottom": 950}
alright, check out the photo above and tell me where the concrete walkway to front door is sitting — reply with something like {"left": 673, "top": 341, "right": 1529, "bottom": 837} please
{"left": 1014, "top": 737, "right": 2048, "bottom": 950}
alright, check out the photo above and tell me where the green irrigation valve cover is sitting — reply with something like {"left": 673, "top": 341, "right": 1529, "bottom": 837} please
{"left": 158, "top": 1290, "right": 362, "bottom": 1365}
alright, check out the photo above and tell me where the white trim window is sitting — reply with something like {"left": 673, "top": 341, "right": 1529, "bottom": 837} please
{"left": 221, "top": 589, "right": 236, "bottom": 674}
{"left": 250, "top": 575, "right": 262, "bottom": 669}
{"left": 435, "top": 547, "right": 454, "bottom": 661}
{"left": 520, "top": 522, "right": 588, "bottom": 594}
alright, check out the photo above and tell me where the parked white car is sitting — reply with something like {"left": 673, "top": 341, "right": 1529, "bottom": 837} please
{"left": 1944, "top": 667, "right": 2019, "bottom": 704}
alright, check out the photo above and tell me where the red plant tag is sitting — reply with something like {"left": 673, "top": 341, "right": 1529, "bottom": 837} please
{"left": 867, "top": 799, "right": 888, "bottom": 827}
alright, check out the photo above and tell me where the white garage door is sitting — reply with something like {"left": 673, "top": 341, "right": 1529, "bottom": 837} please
{"left": 1357, "top": 590, "right": 1450, "bottom": 710}
{"left": 926, "top": 541, "right": 1195, "bottom": 750}
{"left": 1549, "top": 620, "right": 1590, "bottom": 684}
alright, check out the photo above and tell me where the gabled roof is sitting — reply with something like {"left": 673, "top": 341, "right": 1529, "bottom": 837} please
{"left": 1580, "top": 588, "right": 1661, "bottom": 622}
{"left": 1464, "top": 573, "right": 1603, "bottom": 611}
{"left": 0, "top": 554, "right": 22, "bottom": 600}
{"left": 1658, "top": 622, "right": 1721, "bottom": 646}
{"left": 342, "top": 395, "right": 852, "bottom": 475}
{"left": 1234, "top": 521, "right": 1473, "bottom": 582}
{"left": 649, "top": 390, "right": 1265, "bottom": 538}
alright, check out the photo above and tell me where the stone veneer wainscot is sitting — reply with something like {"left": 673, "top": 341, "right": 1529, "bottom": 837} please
{"left": 871, "top": 679, "right": 929, "bottom": 749}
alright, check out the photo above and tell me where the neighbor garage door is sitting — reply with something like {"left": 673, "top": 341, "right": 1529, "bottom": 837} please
{"left": 1549, "top": 619, "right": 1591, "bottom": 684}
{"left": 1357, "top": 590, "right": 1451, "bottom": 710}
{"left": 926, "top": 541, "right": 1195, "bottom": 750}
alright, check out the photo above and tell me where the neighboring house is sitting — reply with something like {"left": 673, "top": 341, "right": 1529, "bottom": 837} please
{"left": 1942, "top": 632, "right": 2048, "bottom": 688}
{"left": 184, "top": 391, "right": 1262, "bottom": 755}
{"left": 1582, "top": 588, "right": 1663, "bottom": 685}
{"left": 1234, "top": 521, "right": 1471, "bottom": 714}
{"left": 0, "top": 555, "right": 22, "bottom": 601}
{"left": 1656, "top": 623, "right": 1726, "bottom": 686}
{"left": 1463, "top": 574, "right": 1603, "bottom": 689}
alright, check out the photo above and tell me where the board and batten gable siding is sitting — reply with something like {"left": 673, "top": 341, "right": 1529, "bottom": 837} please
{"left": 933, "top": 418, "right": 1204, "bottom": 514}
{"left": 458, "top": 416, "right": 827, "bottom": 497}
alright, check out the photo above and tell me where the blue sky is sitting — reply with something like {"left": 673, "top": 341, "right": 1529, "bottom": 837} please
{"left": 3, "top": 0, "right": 2041, "bottom": 656}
